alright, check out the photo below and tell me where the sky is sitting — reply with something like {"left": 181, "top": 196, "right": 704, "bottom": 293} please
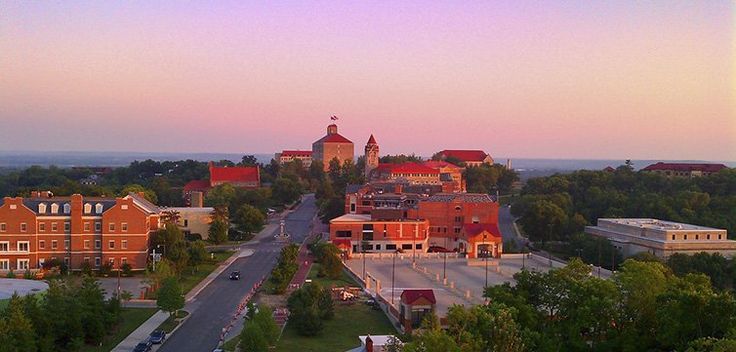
{"left": 1, "top": 1, "right": 734, "bottom": 161}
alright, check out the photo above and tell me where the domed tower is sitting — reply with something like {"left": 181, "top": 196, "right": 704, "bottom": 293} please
{"left": 364, "top": 134, "right": 379, "bottom": 179}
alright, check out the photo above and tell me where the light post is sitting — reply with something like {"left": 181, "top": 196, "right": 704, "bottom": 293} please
{"left": 443, "top": 234, "right": 448, "bottom": 280}
{"left": 391, "top": 250, "right": 397, "bottom": 305}
{"left": 484, "top": 233, "right": 488, "bottom": 290}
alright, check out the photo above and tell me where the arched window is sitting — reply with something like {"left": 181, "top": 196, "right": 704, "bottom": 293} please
{"left": 63, "top": 203, "right": 71, "bottom": 214}
{"left": 50, "top": 203, "right": 59, "bottom": 214}
{"left": 95, "top": 203, "right": 103, "bottom": 214}
{"left": 38, "top": 203, "right": 47, "bottom": 214}
{"left": 84, "top": 203, "right": 92, "bottom": 214}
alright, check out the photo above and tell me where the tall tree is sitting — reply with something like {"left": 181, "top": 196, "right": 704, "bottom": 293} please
{"left": 157, "top": 277, "right": 185, "bottom": 317}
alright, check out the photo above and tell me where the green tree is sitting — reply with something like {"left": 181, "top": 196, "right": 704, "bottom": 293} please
{"left": 240, "top": 322, "right": 268, "bottom": 352}
{"left": 239, "top": 155, "right": 259, "bottom": 166}
{"left": 188, "top": 240, "right": 208, "bottom": 268}
{"left": 1, "top": 295, "right": 37, "bottom": 352}
{"left": 518, "top": 200, "right": 567, "bottom": 244}
{"left": 120, "top": 184, "right": 158, "bottom": 204}
{"left": 234, "top": 204, "right": 265, "bottom": 234}
{"left": 208, "top": 219, "right": 229, "bottom": 244}
{"left": 157, "top": 277, "right": 185, "bottom": 317}
{"left": 252, "top": 304, "right": 280, "bottom": 345}
{"left": 272, "top": 177, "right": 303, "bottom": 205}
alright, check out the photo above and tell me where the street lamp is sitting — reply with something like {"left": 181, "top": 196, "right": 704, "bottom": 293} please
{"left": 391, "top": 250, "right": 397, "bottom": 305}
{"left": 484, "top": 233, "right": 488, "bottom": 290}
{"left": 443, "top": 233, "right": 448, "bottom": 280}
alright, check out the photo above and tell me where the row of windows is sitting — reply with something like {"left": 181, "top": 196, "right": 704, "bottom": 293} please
{"left": 0, "top": 241, "right": 29, "bottom": 252}
{"left": 355, "top": 243, "right": 423, "bottom": 251}
{"left": 671, "top": 233, "right": 723, "bottom": 241}
{"left": 0, "top": 239, "right": 129, "bottom": 251}
{"left": 0, "top": 222, "right": 128, "bottom": 233}
{"left": 37, "top": 203, "right": 105, "bottom": 215}
{"left": 0, "top": 259, "right": 29, "bottom": 270}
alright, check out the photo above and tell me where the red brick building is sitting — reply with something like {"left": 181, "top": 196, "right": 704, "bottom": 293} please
{"left": 312, "top": 124, "right": 354, "bottom": 171}
{"left": 275, "top": 150, "right": 313, "bottom": 167}
{"left": 183, "top": 162, "right": 261, "bottom": 205}
{"left": 330, "top": 214, "right": 430, "bottom": 258}
{"left": 435, "top": 149, "right": 494, "bottom": 167}
{"left": 422, "top": 160, "right": 465, "bottom": 192}
{"left": 0, "top": 191, "right": 160, "bottom": 273}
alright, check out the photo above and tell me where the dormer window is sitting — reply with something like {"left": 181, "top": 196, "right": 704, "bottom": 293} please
{"left": 50, "top": 203, "right": 59, "bottom": 214}
{"left": 63, "top": 203, "right": 71, "bottom": 214}
{"left": 95, "top": 203, "right": 103, "bottom": 214}
{"left": 38, "top": 203, "right": 47, "bottom": 214}
{"left": 84, "top": 203, "right": 92, "bottom": 214}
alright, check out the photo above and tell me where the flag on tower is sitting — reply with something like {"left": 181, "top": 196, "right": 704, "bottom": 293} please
{"left": 330, "top": 115, "right": 339, "bottom": 121}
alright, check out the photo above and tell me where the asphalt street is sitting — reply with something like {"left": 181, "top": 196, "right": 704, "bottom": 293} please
{"left": 159, "top": 194, "right": 317, "bottom": 352}
{"left": 499, "top": 206, "right": 526, "bottom": 248}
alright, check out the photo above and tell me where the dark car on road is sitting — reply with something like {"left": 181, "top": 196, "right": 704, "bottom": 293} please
{"left": 132, "top": 341, "right": 152, "bottom": 352}
{"left": 229, "top": 271, "right": 241, "bottom": 280}
{"left": 149, "top": 330, "right": 166, "bottom": 344}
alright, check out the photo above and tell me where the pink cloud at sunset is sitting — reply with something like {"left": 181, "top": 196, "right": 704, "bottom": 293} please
{"left": 0, "top": 1, "right": 734, "bottom": 160}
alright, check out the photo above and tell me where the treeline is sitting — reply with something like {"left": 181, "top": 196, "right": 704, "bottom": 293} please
{"left": 394, "top": 258, "right": 736, "bottom": 352}
{"left": 269, "top": 244, "right": 300, "bottom": 294}
{"left": 512, "top": 166, "right": 736, "bottom": 243}
{"left": 0, "top": 277, "right": 121, "bottom": 352}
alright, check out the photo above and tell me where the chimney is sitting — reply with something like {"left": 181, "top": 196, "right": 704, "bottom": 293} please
{"left": 190, "top": 191, "right": 204, "bottom": 208}
{"left": 30, "top": 191, "right": 40, "bottom": 198}
{"left": 137, "top": 192, "right": 146, "bottom": 199}
{"left": 365, "top": 335, "right": 373, "bottom": 352}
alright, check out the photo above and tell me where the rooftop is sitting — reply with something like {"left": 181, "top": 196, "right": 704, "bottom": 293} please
{"left": 375, "top": 162, "right": 439, "bottom": 175}
{"left": 330, "top": 213, "right": 372, "bottom": 222}
{"left": 209, "top": 165, "right": 260, "bottom": 183}
{"left": 437, "top": 150, "right": 490, "bottom": 162}
{"left": 642, "top": 162, "right": 728, "bottom": 173}
{"left": 425, "top": 193, "right": 495, "bottom": 203}
{"left": 401, "top": 289, "right": 437, "bottom": 305}
{"left": 280, "top": 150, "right": 313, "bottom": 157}
{"left": 423, "top": 160, "right": 462, "bottom": 170}
{"left": 598, "top": 218, "right": 724, "bottom": 231}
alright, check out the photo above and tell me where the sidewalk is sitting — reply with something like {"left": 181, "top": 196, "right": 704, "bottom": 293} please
{"left": 111, "top": 310, "right": 169, "bottom": 352}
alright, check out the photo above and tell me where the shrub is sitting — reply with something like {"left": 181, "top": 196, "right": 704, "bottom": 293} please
{"left": 121, "top": 263, "right": 133, "bottom": 277}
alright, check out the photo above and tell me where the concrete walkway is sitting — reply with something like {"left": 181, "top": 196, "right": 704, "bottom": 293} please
{"left": 112, "top": 310, "right": 169, "bottom": 352}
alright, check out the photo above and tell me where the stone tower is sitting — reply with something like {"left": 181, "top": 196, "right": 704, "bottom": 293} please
{"left": 364, "top": 134, "right": 379, "bottom": 179}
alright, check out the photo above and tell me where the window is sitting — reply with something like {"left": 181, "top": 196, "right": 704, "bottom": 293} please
{"left": 64, "top": 222, "right": 70, "bottom": 232}
{"left": 695, "top": 234, "right": 699, "bottom": 240}
{"left": 95, "top": 222, "right": 101, "bottom": 232}
{"left": 183, "top": 220, "right": 188, "bottom": 227}
{"left": 121, "top": 258, "right": 128, "bottom": 265}
{"left": 52, "top": 222, "right": 58, "bottom": 232}
{"left": 375, "top": 244, "right": 381, "bottom": 251}
{"left": 121, "top": 204, "right": 128, "bottom": 210}
{"left": 38, "top": 203, "right": 47, "bottom": 213}
{"left": 121, "top": 240, "right": 128, "bottom": 249}
{"left": 109, "top": 258, "right": 115, "bottom": 266}
{"left": 39, "top": 222, "right": 45, "bottom": 232}
{"left": 719, "top": 234, "right": 723, "bottom": 240}
{"left": 471, "top": 216, "right": 480, "bottom": 224}
{"left": 415, "top": 244, "right": 423, "bottom": 250}
{"left": 336, "top": 230, "right": 352, "bottom": 238}
{"left": 401, "top": 244, "right": 413, "bottom": 250}
{"left": 84, "top": 203, "right": 92, "bottom": 214}
{"left": 20, "top": 223, "right": 27, "bottom": 232}
{"left": 671, "top": 235, "right": 675, "bottom": 240}
{"left": 17, "top": 241, "right": 29, "bottom": 252}
{"left": 95, "top": 203, "right": 103, "bottom": 214}
{"left": 84, "top": 222, "right": 90, "bottom": 232}
{"left": 386, "top": 244, "right": 397, "bottom": 250}
{"left": 454, "top": 227, "right": 461, "bottom": 234}
{"left": 52, "top": 240, "right": 58, "bottom": 250}
{"left": 0, "top": 223, "right": 5, "bottom": 232}
{"left": 95, "top": 240, "right": 101, "bottom": 249}
{"left": 350, "top": 203, "right": 356, "bottom": 212}
{"left": 0, "top": 242, "right": 8, "bottom": 252}
{"left": 454, "top": 216, "right": 462, "bottom": 223}
{"left": 84, "top": 240, "right": 90, "bottom": 249}
{"left": 95, "top": 257, "right": 101, "bottom": 267}
{"left": 17, "top": 259, "right": 29, "bottom": 270}
{"left": 84, "top": 257, "right": 90, "bottom": 264}
{"left": 39, "top": 240, "right": 45, "bottom": 249}
{"left": 50, "top": 203, "right": 59, "bottom": 214}
{"left": 684, "top": 235, "right": 688, "bottom": 240}
{"left": 109, "top": 240, "right": 115, "bottom": 249}
{"left": 121, "top": 223, "right": 128, "bottom": 232}
{"left": 64, "top": 240, "right": 70, "bottom": 250}
{"left": 109, "top": 223, "right": 115, "bottom": 232}
{"left": 63, "top": 257, "right": 70, "bottom": 267}
{"left": 0, "top": 259, "right": 8, "bottom": 270}
{"left": 63, "top": 203, "right": 71, "bottom": 214}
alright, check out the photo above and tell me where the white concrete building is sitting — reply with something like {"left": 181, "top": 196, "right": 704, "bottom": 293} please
{"left": 585, "top": 218, "right": 736, "bottom": 258}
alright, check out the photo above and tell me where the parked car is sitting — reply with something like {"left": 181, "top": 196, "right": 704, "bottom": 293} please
{"left": 149, "top": 330, "right": 166, "bottom": 344}
{"left": 229, "top": 271, "right": 240, "bottom": 280}
{"left": 132, "top": 341, "right": 152, "bottom": 352}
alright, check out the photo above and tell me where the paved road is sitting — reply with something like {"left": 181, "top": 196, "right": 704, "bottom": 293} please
{"left": 499, "top": 206, "right": 527, "bottom": 249}
{"left": 159, "top": 194, "right": 318, "bottom": 352}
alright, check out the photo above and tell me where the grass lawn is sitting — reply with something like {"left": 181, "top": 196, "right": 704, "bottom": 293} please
{"left": 275, "top": 303, "right": 396, "bottom": 352}
{"left": 155, "top": 310, "right": 190, "bottom": 333}
{"left": 222, "top": 336, "right": 239, "bottom": 352}
{"left": 0, "top": 298, "right": 8, "bottom": 311}
{"left": 80, "top": 308, "right": 157, "bottom": 352}
{"left": 307, "top": 263, "right": 358, "bottom": 288}
{"left": 178, "top": 251, "right": 234, "bottom": 294}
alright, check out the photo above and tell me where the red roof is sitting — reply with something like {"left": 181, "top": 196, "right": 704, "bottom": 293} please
{"left": 438, "top": 150, "right": 489, "bottom": 162}
{"left": 367, "top": 134, "right": 377, "bottom": 144}
{"left": 184, "top": 180, "right": 211, "bottom": 192}
{"left": 400, "top": 289, "right": 436, "bottom": 305}
{"left": 463, "top": 223, "right": 502, "bottom": 239}
{"left": 281, "top": 150, "right": 312, "bottom": 157}
{"left": 376, "top": 162, "right": 439, "bottom": 175}
{"left": 209, "top": 165, "right": 260, "bottom": 184}
{"left": 642, "top": 162, "right": 728, "bottom": 173}
{"left": 423, "top": 160, "right": 462, "bottom": 170}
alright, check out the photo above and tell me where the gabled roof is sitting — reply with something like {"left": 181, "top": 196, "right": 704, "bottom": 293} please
{"left": 367, "top": 134, "right": 377, "bottom": 145}
{"left": 400, "top": 289, "right": 436, "bottom": 305}
{"left": 438, "top": 150, "right": 489, "bottom": 162}
{"left": 375, "top": 162, "right": 439, "bottom": 175}
{"left": 642, "top": 162, "right": 728, "bottom": 173}
{"left": 209, "top": 165, "right": 260, "bottom": 183}
{"left": 184, "top": 179, "right": 211, "bottom": 191}
{"left": 280, "top": 150, "right": 313, "bottom": 157}
{"left": 463, "top": 223, "right": 502, "bottom": 239}
{"left": 423, "top": 160, "right": 462, "bottom": 170}
{"left": 315, "top": 133, "right": 353, "bottom": 144}
{"left": 128, "top": 193, "right": 161, "bottom": 214}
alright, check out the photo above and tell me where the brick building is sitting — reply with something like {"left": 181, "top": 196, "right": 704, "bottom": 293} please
{"left": 422, "top": 160, "right": 464, "bottom": 192}
{"left": 312, "top": 124, "right": 354, "bottom": 171}
{"left": 0, "top": 191, "right": 160, "bottom": 273}
{"left": 369, "top": 162, "right": 441, "bottom": 185}
{"left": 275, "top": 150, "right": 313, "bottom": 167}
{"left": 330, "top": 213, "right": 430, "bottom": 257}
{"left": 183, "top": 162, "right": 261, "bottom": 205}
{"left": 642, "top": 162, "right": 728, "bottom": 178}
{"left": 435, "top": 150, "right": 494, "bottom": 167}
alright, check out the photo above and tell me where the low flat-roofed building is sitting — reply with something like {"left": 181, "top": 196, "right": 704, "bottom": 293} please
{"left": 161, "top": 207, "right": 213, "bottom": 240}
{"left": 585, "top": 218, "right": 736, "bottom": 258}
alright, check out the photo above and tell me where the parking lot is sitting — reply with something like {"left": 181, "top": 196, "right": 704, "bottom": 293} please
{"left": 345, "top": 254, "right": 576, "bottom": 316}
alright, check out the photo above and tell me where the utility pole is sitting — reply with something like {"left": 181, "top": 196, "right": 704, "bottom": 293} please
{"left": 151, "top": 248, "right": 157, "bottom": 272}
